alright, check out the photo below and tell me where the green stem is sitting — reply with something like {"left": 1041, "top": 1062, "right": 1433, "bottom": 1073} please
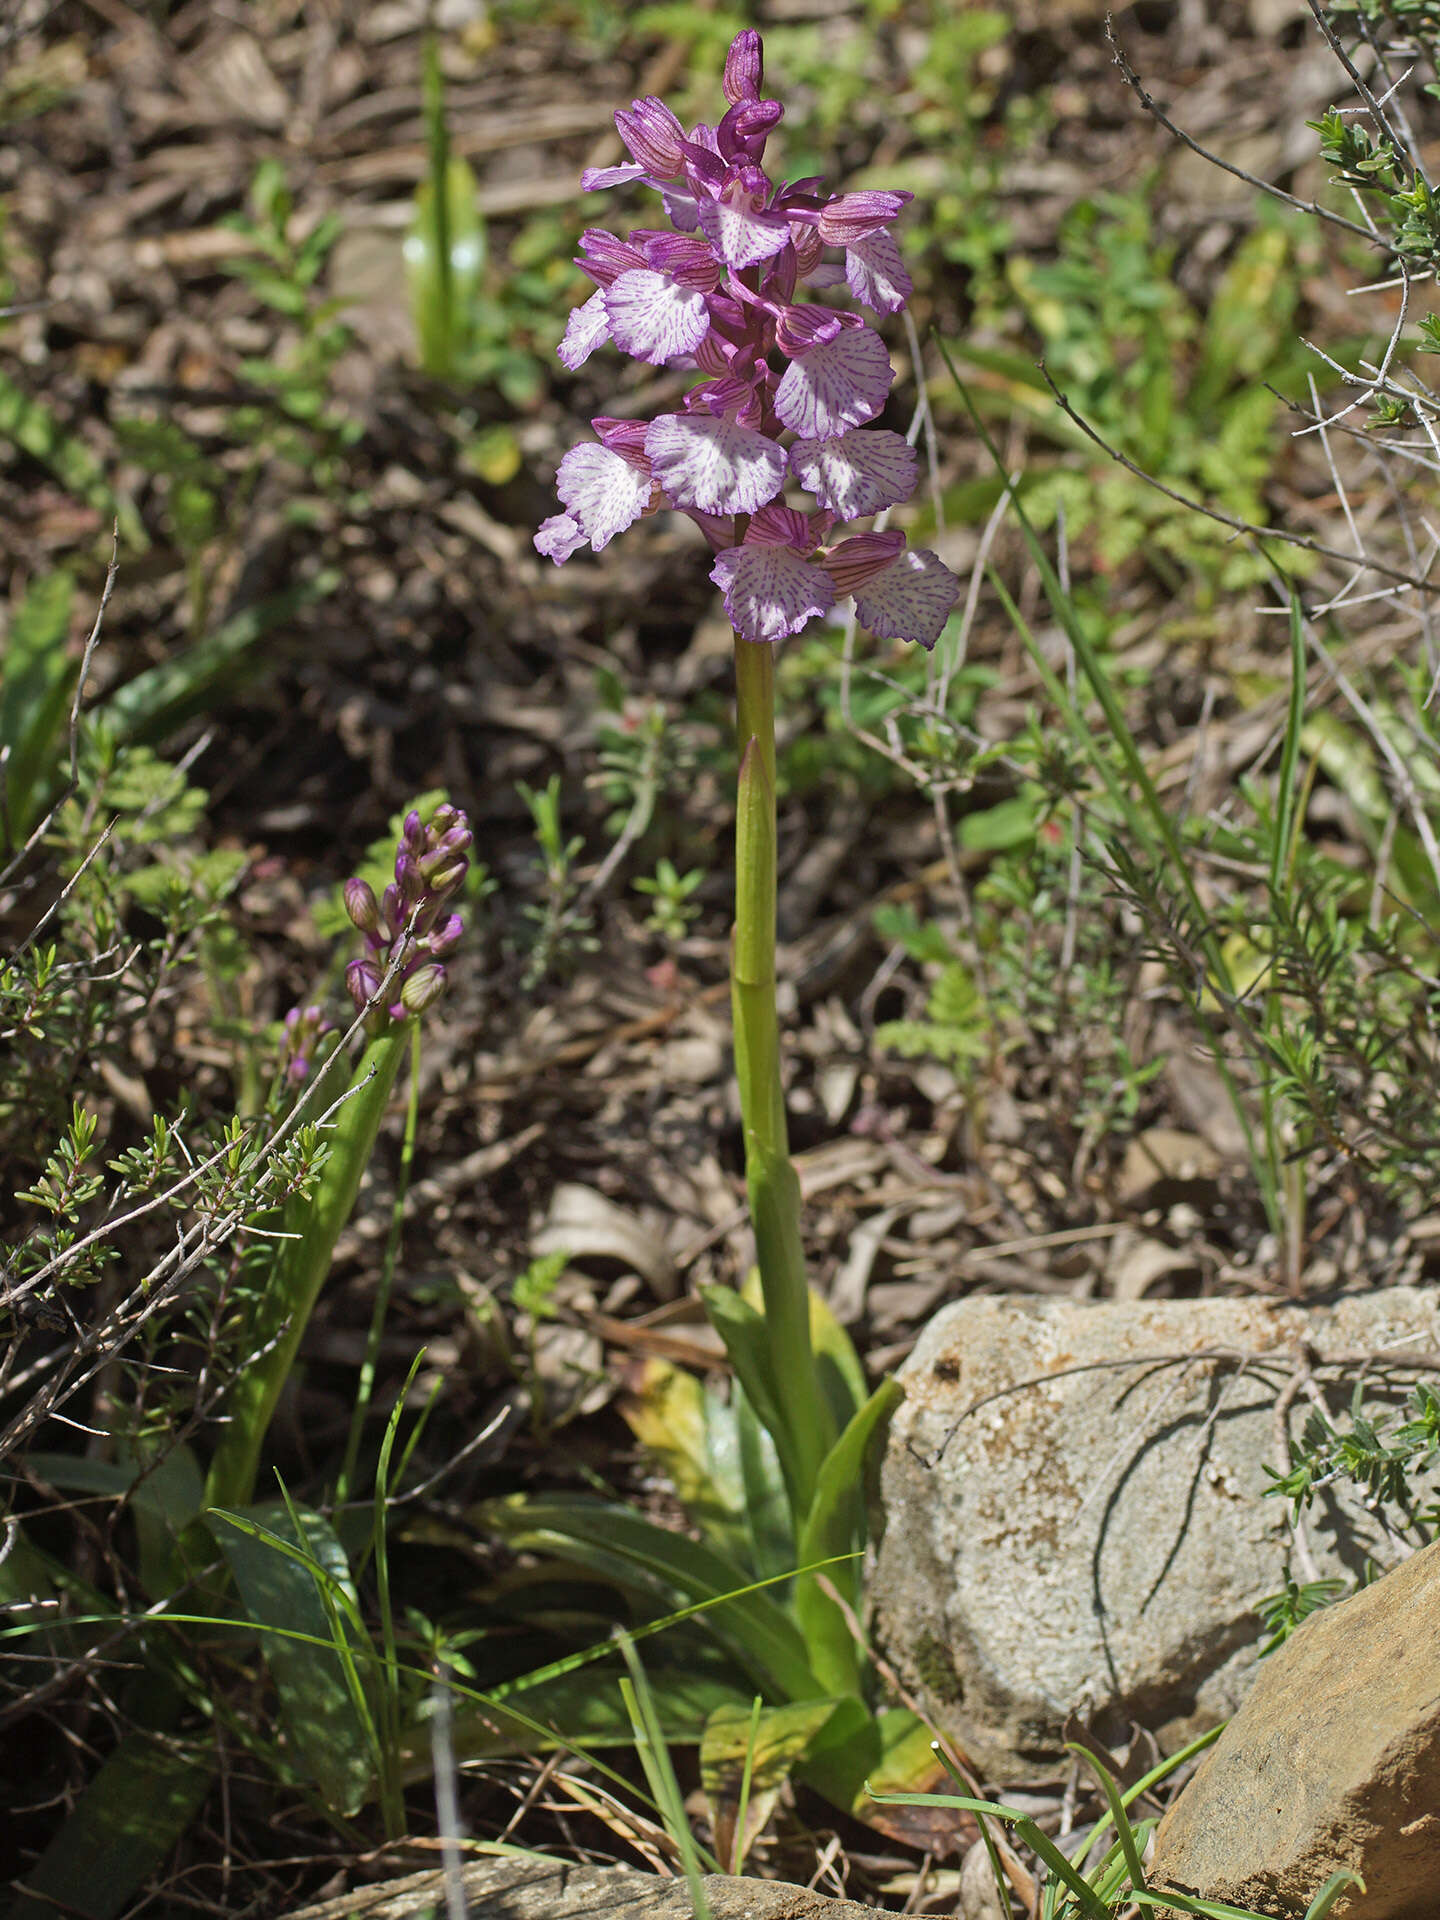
{"left": 731, "top": 634, "right": 827, "bottom": 1515}
{"left": 205, "top": 1028, "right": 410, "bottom": 1515}
{"left": 335, "top": 1022, "right": 422, "bottom": 1506}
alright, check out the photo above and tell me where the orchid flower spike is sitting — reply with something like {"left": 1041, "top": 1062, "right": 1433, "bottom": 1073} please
{"left": 344, "top": 804, "right": 470, "bottom": 1032}
{"left": 536, "top": 29, "right": 958, "bottom": 651}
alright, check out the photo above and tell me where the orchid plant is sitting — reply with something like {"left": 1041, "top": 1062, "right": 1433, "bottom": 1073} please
{"left": 514, "top": 31, "right": 960, "bottom": 1836}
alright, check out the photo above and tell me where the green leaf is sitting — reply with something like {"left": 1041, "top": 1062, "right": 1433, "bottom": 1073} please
{"left": 959, "top": 792, "right": 1041, "bottom": 852}
{"left": 4, "top": 1681, "right": 209, "bottom": 1920}
{"left": 479, "top": 1493, "right": 818, "bottom": 1702}
{"left": 101, "top": 572, "right": 340, "bottom": 744}
{"left": 621, "top": 1358, "right": 758, "bottom": 1571}
{"left": 430, "top": 1640, "right": 751, "bottom": 1767}
{"left": 213, "top": 1502, "right": 376, "bottom": 1815}
{"left": 0, "top": 570, "right": 74, "bottom": 838}
{"left": 406, "top": 37, "right": 486, "bottom": 378}
{"left": 793, "top": 1378, "right": 903, "bottom": 1696}
{"left": 701, "top": 1696, "right": 847, "bottom": 1867}
{"left": 0, "top": 369, "right": 145, "bottom": 548}
{"left": 701, "top": 1284, "right": 804, "bottom": 1521}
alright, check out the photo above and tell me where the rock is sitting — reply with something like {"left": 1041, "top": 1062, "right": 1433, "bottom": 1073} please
{"left": 871, "top": 1291, "right": 1440, "bottom": 1783}
{"left": 284, "top": 1858, "right": 879, "bottom": 1919}
{"left": 1148, "top": 1540, "right": 1440, "bottom": 1919}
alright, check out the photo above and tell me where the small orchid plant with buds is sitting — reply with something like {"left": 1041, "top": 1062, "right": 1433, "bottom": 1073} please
{"left": 343, "top": 803, "right": 470, "bottom": 1029}
{"left": 204, "top": 802, "right": 471, "bottom": 1515}
{"left": 511, "top": 32, "right": 955, "bottom": 1829}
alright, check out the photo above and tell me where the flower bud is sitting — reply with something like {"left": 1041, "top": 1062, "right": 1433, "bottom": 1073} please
{"left": 426, "top": 858, "right": 468, "bottom": 900}
{"left": 426, "top": 912, "right": 464, "bottom": 959}
{"left": 615, "top": 97, "right": 687, "bottom": 177}
{"left": 346, "top": 958, "right": 381, "bottom": 1012}
{"left": 402, "top": 809, "right": 427, "bottom": 854}
{"left": 723, "top": 29, "right": 763, "bottom": 105}
{"left": 399, "top": 962, "right": 447, "bottom": 1015}
{"left": 344, "top": 877, "right": 380, "bottom": 934}
{"left": 380, "top": 883, "right": 403, "bottom": 939}
{"left": 394, "top": 849, "right": 424, "bottom": 906}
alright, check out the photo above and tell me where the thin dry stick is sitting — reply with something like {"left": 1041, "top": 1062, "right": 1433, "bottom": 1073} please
{"left": 1105, "top": 17, "right": 1374, "bottom": 242}
{"left": 1040, "top": 366, "right": 1440, "bottom": 591}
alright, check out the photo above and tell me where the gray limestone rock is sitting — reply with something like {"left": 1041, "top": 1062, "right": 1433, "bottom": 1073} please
{"left": 1148, "top": 1539, "right": 1440, "bottom": 1919}
{"left": 870, "top": 1290, "right": 1440, "bottom": 1783}
{"left": 284, "top": 1859, "right": 879, "bottom": 1920}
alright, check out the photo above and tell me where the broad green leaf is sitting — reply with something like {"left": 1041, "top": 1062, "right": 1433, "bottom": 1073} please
{"left": 405, "top": 37, "right": 486, "bottom": 378}
{"left": 733, "top": 1381, "right": 793, "bottom": 1581}
{"left": 101, "top": 571, "right": 339, "bottom": 745}
{"left": 793, "top": 1377, "right": 902, "bottom": 1695}
{"left": 621, "top": 1358, "right": 749, "bottom": 1558}
{"left": 701, "top": 1696, "right": 846, "bottom": 1868}
{"left": 23, "top": 1446, "right": 203, "bottom": 1599}
{"left": 478, "top": 1493, "right": 818, "bottom": 1701}
{"left": 214, "top": 1502, "right": 375, "bottom": 1815}
{"left": 0, "top": 369, "right": 145, "bottom": 548}
{"left": 701, "top": 1284, "right": 803, "bottom": 1520}
{"left": 959, "top": 792, "right": 1042, "bottom": 852}
{"left": 0, "top": 570, "right": 73, "bottom": 837}
{"left": 421, "top": 1641, "right": 750, "bottom": 1771}
{"left": 5, "top": 1680, "right": 209, "bottom": 1920}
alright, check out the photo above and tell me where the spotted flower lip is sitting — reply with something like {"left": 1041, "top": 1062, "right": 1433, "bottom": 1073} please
{"left": 536, "top": 29, "right": 959, "bottom": 652}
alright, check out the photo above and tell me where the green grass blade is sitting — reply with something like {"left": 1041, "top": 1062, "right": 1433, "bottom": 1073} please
{"left": 479, "top": 1493, "right": 818, "bottom": 1700}
{"left": 867, "top": 1789, "right": 1110, "bottom": 1920}
{"left": 617, "top": 1629, "right": 720, "bottom": 1911}
{"left": 1065, "top": 1742, "right": 1147, "bottom": 1890}
{"left": 214, "top": 1501, "right": 376, "bottom": 1815}
{"left": 1303, "top": 1869, "right": 1366, "bottom": 1919}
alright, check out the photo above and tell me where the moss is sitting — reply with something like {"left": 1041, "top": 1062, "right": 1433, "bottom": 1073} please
{"left": 910, "top": 1628, "right": 966, "bottom": 1708}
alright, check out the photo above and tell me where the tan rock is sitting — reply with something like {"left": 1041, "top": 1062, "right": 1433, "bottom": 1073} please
{"left": 1148, "top": 1539, "right": 1440, "bottom": 1920}
{"left": 284, "top": 1858, "right": 880, "bottom": 1919}
{"left": 871, "top": 1291, "right": 1440, "bottom": 1783}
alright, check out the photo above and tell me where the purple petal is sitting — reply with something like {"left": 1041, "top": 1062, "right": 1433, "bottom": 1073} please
{"left": 604, "top": 268, "right": 712, "bottom": 364}
{"left": 535, "top": 514, "right": 588, "bottom": 563}
{"left": 789, "top": 428, "right": 917, "bottom": 519}
{"left": 746, "top": 502, "right": 813, "bottom": 549}
{"left": 555, "top": 443, "right": 652, "bottom": 550}
{"left": 711, "top": 545, "right": 835, "bottom": 645}
{"left": 845, "top": 231, "right": 912, "bottom": 315}
{"left": 581, "top": 161, "right": 648, "bottom": 191}
{"left": 849, "top": 547, "right": 960, "bottom": 649}
{"left": 615, "top": 97, "right": 687, "bottom": 176}
{"left": 642, "top": 233, "right": 722, "bottom": 288}
{"left": 660, "top": 182, "right": 702, "bottom": 231}
{"left": 645, "top": 412, "right": 785, "bottom": 515}
{"left": 816, "top": 189, "right": 913, "bottom": 245}
{"left": 820, "top": 529, "right": 905, "bottom": 591}
{"left": 774, "top": 324, "right": 895, "bottom": 438}
{"left": 697, "top": 171, "right": 792, "bottom": 269}
{"left": 592, "top": 416, "right": 651, "bottom": 458}
{"left": 775, "top": 304, "right": 843, "bottom": 356}
{"left": 723, "top": 29, "right": 763, "bottom": 105}
{"left": 558, "top": 289, "right": 611, "bottom": 371}
{"left": 576, "top": 229, "right": 647, "bottom": 286}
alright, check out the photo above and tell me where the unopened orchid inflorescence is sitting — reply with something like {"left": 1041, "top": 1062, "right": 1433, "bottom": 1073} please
{"left": 343, "top": 804, "right": 470, "bottom": 1028}
{"left": 279, "top": 1004, "right": 333, "bottom": 1083}
{"left": 535, "top": 30, "right": 959, "bottom": 650}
